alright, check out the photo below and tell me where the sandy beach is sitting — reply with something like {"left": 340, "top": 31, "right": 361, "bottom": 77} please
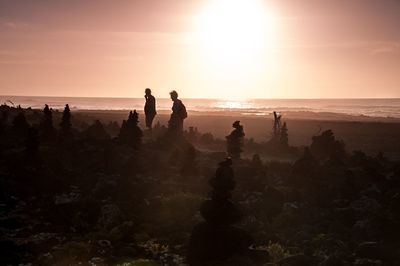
{"left": 68, "top": 109, "right": 400, "bottom": 159}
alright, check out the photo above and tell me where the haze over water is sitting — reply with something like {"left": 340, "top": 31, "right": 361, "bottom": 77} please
{"left": 2, "top": 95, "right": 400, "bottom": 119}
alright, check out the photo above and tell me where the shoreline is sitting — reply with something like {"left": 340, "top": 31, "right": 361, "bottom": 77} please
{"left": 68, "top": 109, "right": 400, "bottom": 159}
{"left": 74, "top": 109, "right": 400, "bottom": 123}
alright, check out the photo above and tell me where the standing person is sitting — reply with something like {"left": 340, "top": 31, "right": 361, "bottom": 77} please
{"left": 144, "top": 88, "right": 157, "bottom": 129}
{"left": 168, "top": 90, "right": 187, "bottom": 132}
{"left": 226, "top": 120, "right": 245, "bottom": 159}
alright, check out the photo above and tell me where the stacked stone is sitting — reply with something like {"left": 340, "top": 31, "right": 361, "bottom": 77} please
{"left": 187, "top": 158, "right": 252, "bottom": 264}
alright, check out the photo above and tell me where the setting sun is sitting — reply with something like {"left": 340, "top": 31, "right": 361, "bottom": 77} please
{"left": 194, "top": 0, "right": 276, "bottom": 69}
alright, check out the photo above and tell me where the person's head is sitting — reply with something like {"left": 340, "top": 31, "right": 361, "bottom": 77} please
{"left": 232, "top": 120, "right": 241, "bottom": 128}
{"left": 145, "top": 88, "right": 151, "bottom": 96}
{"left": 170, "top": 90, "right": 178, "bottom": 101}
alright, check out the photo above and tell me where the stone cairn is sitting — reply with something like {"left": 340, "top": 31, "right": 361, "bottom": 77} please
{"left": 187, "top": 157, "right": 253, "bottom": 264}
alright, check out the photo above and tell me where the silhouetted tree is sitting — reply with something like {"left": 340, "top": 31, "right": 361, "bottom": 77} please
{"left": 181, "top": 145, "right": 198, "bottom": 176}
{"left": 25, "top": 127, "right": 40, "bottom": 155}
{"left": 251, "top": 154, "right": 263, "bottom": 168}
{"left": 272, "top": 111, "right": 282, "bottom": 139}
{"left": 226, "top": 121, "right": 245, "bottom": 159}
{"left": 291, "top": 147, "right": 319, "bottom": 187}
{"left": 12, "top": 112, "right": 29, "bottom": 135}
{"left": 105, "top": 121, "right": 120, "bottom": 138}
{"left": 59, "top": 104, "right": 72, "bottom": 139}
{"left": 84, "top": 120, "right": 110, "bottom": 140}
{"left": 0, "top": 110, "right": 8, "bottom": 134}
{"left": 185, "top": 126, "right": 199, "bottom": 143}
{"left": 118, "top": 110, "right": 142, "bottom": 148}
{"left": 267, "top": 111, "right": 292, "bottom": 153}
{"left": 40, "top": 104, "right": 55, "bottom": 141}
{"left": 310, "top": 129, "right": 345, "bottom": 160}
{"left": 188, "top": 158, "right": 253, "bottom": 264}
{"left": 199, "top": 132, "right": 214, "bottom": 145}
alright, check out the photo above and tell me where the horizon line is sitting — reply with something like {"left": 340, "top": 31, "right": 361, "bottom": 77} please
{"left": 1, "top": 94, "right": 400, "bottom": 101}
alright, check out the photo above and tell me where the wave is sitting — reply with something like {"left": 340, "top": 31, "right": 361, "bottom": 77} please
{"left": 1, "top": 95, "right": 400, "bottom": 118}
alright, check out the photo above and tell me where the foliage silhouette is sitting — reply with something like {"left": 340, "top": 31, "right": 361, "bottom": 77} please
{"left": 12, "top": 112, "right": 29, "bottom": 134}
{"left": 25, "top": 126, "right": 40, "bottom": 155}
{"left": 84, "top": 120, "right": 110, "bottom": 140}
{"left": 40, "top": 104, "right": 55, "bottom": 141}
{"left": 310, "top": 129, "right": 345, "bottom": 160}
{"left": 118, "top": 110, "right": 143, "bottom": 149}
{"left": 59, "top": 104, "right": 73, "bottom": 140}
{"left": 0, "top": 104, "right": 399, "bottom": 266}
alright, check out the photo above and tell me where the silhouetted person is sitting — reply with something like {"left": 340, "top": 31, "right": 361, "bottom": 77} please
{"left": 144, "top": 88, "right": 157, "bottom": 129}
{"left": 226, "top": 120, "right": 245, "bottom": 159}
{"left": 168, "top": 90, "right": 187, "bottom": 132}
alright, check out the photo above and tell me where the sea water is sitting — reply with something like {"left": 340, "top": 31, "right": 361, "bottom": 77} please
{"left": 1, "top": 96, "right": 400, "bottom": 118}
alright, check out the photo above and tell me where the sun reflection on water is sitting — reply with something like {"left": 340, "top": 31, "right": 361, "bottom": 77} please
{"left": 216, "top": 100, "right": 254, "bottom": 109}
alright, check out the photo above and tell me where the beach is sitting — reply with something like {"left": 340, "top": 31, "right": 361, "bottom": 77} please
{"left": 70, "top": 109, "right": 400, "bottom": 160}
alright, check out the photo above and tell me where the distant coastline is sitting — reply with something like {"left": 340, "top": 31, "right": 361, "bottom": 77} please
{"left": 1, "top": 95, "right": 400, "bottom": 121}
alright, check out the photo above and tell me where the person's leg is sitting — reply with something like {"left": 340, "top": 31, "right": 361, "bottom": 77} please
{"left": 149, "top": 114, "right": 155, "bottom": 129}
{"left": 178, "top": 119, "right": 184, "bottom": 132}
{"left": 145, "top": 115, "right": 151, "bottom": 128}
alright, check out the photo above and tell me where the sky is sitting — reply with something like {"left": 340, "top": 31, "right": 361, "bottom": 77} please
{"left": 0, "top": 0, "right": 399, "bottom": 99}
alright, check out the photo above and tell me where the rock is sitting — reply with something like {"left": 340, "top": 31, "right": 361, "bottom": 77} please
{"left": 188, "top": 158, "right": 254, "bottom": 264}
{"left": 54, "top": 187, "right": 80, "bottom": 205}
{"left": 353, "top": 258, "right": 382, "bottom": 266}
{"left": 350, "top": 196, "right": 381, "bottom": 216}
{"left": 360, "top": 185, "right": 382, "bottom": 200}
{"left": 109, "top": 221, "right": 135, "bottom": 243}
{"left": 277, "top": 254, "right": 311, "bottom": 266}
{"left": 115, "top": 245, "right": 137, "bottom": 257}
{"left": 390, "top": 193, "right": 400, "bottom": 217}
{"left": 352, "top": 219, "right": 374, "bottom": 241}
{"left": 200, "top": 199, "right": 242, "bottom": 225}
{"left": 355, "top": 242, "right": 383, "bottom": 260}
{"left": 263, "top": 186, "right": 284, "bottom": 217}
{"left": 319, "top": 255, "right": 345, "bottom": 266}
{"left": 92, "top": 176, "right": 117, "bottom": 199}
{"left": 98, "top": 203, "right": 123, "bottom": 230}
{"left": 26, "top": 232, "right": 59, "bottom": 254}
{"left": 0, "top": 239, "right": 28, "bottom": 265}
{"left": 245, "top": 249, "right": 270, "bottom": 265}
{"left": 188, "top": 221, "right": 253, "bottom": 263}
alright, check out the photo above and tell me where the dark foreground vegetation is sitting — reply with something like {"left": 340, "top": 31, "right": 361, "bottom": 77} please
{"left": 1, "top": 104, "right": 400, "bottom": 266}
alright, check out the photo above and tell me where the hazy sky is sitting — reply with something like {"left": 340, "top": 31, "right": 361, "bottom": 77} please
{"left": 0, "top": 0, "right": 399, "bottom": 99}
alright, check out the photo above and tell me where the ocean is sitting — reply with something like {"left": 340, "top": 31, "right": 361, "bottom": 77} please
{"left": 1, "top": 96, "right": 400, "bottom": 119}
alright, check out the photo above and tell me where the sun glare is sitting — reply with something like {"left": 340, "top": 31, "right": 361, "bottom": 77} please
{"left": 194, "top": 0, "right": 276, "bottom": 68}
